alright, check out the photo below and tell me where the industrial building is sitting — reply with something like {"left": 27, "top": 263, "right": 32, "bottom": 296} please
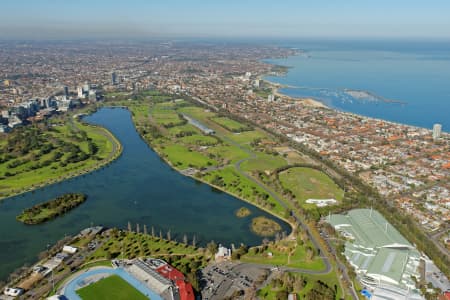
{"left": 181, "top": 114, "right": 215, "bottom": 135}
{"left": 327, "top": 208, "right": 424, "bottom": 299}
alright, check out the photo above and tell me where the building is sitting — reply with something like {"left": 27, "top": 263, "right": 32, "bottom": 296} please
{"left": 111, "top": 72, "right": 117, "bottom": 85}
{"left": 3, "top": 287, "right": 24, "bottom": 297}
{"left": 63, "top": 86, "right": 69, "bottom": 97}
{"left": 327, "top": 209, "right": 423, "bottom": 299}
{"left": 62, "top": 245, "right": 77, "bottom": 254}
{"left": 0, "top": 124, "right": 10, "bottom": 133}
{"left": 268, "top": 94, "right": 275, "bottom": 102}
{"left": 77, "top": 86, "right": 84, "bottom": 98}
{"left": 215, "top": 246, "right": 232, "bottom": 261}
{"left": 125, "top": 258, "right": 195, "bottom": 300}
{"left": 433, "top": 123, "right": 442, "bottom": 140}
{"left": 47, "top": 295, "right": 65, "bottom": 300}
{"left": 182, "top": 114, "right": 215, "bottom": 135}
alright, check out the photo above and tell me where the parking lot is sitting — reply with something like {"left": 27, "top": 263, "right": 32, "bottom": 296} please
{"left": 199, "top": 261, "right": 270, "bottom": 300}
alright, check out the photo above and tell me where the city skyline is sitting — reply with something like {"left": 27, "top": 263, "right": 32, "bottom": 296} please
{"left": 1, "top": 0, "right": 450, "bottom": 39}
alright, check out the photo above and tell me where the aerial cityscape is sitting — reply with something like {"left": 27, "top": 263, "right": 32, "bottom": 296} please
{"left": 0, "top": 1, "right": 449, "bottom": 300}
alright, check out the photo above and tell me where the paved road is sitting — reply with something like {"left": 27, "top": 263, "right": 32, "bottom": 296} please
{"left": 218, "top": 134, "right": 332, "bottom": 273}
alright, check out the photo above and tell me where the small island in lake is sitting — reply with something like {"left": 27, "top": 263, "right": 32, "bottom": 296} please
{"left": 235, "top": 207, "right": 252, "bottom": 218}
{"left": 16, "top": 193, "right": 87, "bottom": 225}
{"left": 250, "top": 216, "right": 282, "bottom": 237}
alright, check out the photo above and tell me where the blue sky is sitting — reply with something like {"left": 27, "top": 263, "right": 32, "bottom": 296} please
{"left": 1, "top": 0, "right": 449, "bottom": 39}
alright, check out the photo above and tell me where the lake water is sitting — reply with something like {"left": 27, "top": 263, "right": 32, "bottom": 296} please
{"left": 265, "top": 40, "right": 450, "bottom": 131}
{"left": 0, "top": 107, "right": 289, "bottom": 280}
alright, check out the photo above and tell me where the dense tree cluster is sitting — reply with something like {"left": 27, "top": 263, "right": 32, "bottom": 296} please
{"left": 0, "top": 122, "right": 101, "bottom": 180}
{"left": 16, "top": 193, "right": 87, "bottom": 224}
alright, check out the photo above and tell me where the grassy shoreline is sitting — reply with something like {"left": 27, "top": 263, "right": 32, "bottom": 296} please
{"left": 0, "top": 118, "right": 123, "bottom": 201}
{"left": 138, "top": 132, "right": 296, "bottom": 235}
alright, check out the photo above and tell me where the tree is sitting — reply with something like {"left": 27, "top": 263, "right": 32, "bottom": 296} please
{"left": 306, "top": 247, "right": 314, "bottom": 261}
{"left": 207, "top": 241, "right": 218, "bottom": 255}
{"left": 275, "top": 290, "right": 289, "bottom": 300}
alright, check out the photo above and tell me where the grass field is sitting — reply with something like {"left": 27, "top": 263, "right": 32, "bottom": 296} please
{"left": 151, "top": 107, "right": 184, "bottom": 127}
{"left": 129, "top": 104, "right": 149, "bottom": 121}
{"left": 240, "top": 153, "right": 287, "bottom": 173}
{"left": 76, "top": 275, "right": 148, "bottom": 300}
{"left": 211, "top": 116, "right": 252, "bottom": 132}
{"left": 167, "top": 124, "right": 200, "bottom": 136}
{"left": 178, "top": 106, "right": 216, "bottom": 121}
{"left": 279, "top": 167, "right": 344, "bottom": 209}
{"left": 206, "top": 144, "right": 248, "bottom": 164}
{"left": 179, "top": 135, "right": 218, "bottom": 146}
{"left": 225, "top": 130, "right": 267, "bottom": 146}
{"left": 241, "top": 239, "right": 325, "bottom": 270}
{"left": 160, "top": 143, "right": 217, "bottom": 169}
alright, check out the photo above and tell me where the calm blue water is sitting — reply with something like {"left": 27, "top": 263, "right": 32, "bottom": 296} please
{"left": 0, "top": 108, "right": 289, "bottom": 280}
{"left": 264, "top": 40, "right": 450, "bottom": 130}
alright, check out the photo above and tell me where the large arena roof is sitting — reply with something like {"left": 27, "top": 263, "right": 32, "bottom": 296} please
{"left": 328, "top": 208, "right": 412, "bottom": 250}
{"left": 327, "top": 208, "right": 422, "bottom": 297}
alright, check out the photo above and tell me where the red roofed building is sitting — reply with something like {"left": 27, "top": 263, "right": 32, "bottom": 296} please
{"left": 156, "top": 264, "right": 195, "bottom": 300}
{"left": 445, "top": 291, "right": 450, "bottom": 300}
{"left": 438, "top": 291, "right": 450, "bottom": 300}
{"left": 177, "top": 280, "right": 195, "bottom": 300}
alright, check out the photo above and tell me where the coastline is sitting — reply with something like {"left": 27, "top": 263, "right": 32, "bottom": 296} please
{"left": 261, "top": 56, "right": 448, "bottom": 134}
{"left": 261, "top": 77, "right": 329, "bottom": 109}
{"left": 0, "top": 120, "right": 123, "bottom": 202}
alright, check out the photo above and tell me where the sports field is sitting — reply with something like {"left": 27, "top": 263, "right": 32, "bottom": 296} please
{"left": 76, "top": 275, "right": 148, "bottom": 300}
{"left": 279, "top": 167, "right": 344, "bottom": 208}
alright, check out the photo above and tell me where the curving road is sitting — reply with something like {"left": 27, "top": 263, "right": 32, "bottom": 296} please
{"left": 217, "top": 134, "right": 332, "bottom": 275}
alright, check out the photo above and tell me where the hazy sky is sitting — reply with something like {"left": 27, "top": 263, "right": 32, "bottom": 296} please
{"left": 1, "top": 0, "right": 449, "bottom": 39}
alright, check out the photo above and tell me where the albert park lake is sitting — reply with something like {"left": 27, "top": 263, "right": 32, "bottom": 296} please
{"left": 0, "top": 108, "right": 290, "bottom": 280}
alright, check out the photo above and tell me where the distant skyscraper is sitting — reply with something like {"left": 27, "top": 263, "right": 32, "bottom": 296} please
{"left": 433, "top": 123, "right": 442, "bottom": 140}
{"left": 63, "top": 86, "right": 69, "bottom": 97}
{"left": 111, "top": 72, "right": 117, "bottom": 85}
{"left": 77, "top": 87, "right": 84, "bottom": 98}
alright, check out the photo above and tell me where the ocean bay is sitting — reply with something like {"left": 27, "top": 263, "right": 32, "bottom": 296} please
{"left": 265, "top": 40, "right": 450, "bottom": 130}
